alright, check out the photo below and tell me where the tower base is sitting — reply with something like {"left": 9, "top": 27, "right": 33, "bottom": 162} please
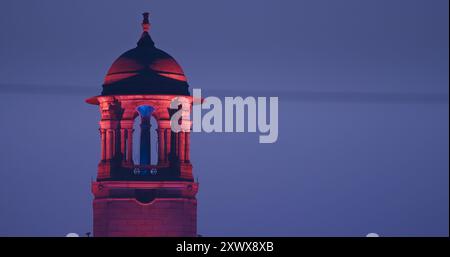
{"left": 92, "top": 181, "right": 198, "bottom": 237}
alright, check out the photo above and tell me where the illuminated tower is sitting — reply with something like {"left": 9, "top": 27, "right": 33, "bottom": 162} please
{"left": 86, "top": 13, "right": 197, "bottom": 237}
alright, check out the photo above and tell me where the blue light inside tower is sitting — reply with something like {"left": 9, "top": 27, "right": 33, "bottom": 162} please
{"left": 137, "top": 105, "right": 154, "bottom": 166}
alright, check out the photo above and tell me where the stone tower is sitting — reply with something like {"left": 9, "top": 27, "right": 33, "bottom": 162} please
{"left": 86, "top": 13, "right": 197, "bottom": 237}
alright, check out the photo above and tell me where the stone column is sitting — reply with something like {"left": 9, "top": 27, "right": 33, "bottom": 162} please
{"left": 126, "top": 128, "right": 134, "bottom": 163}
{"left": 174, "top": 132, "right": 179, "bottom": 160}
{"left": 185, "top": 132, "right": 190, "bottom": 163}
{"left": 100, "top": 129, "right": 106, "bottom": 161}
{"left": 165, "top": 128, "right": 171, "bottom": 162}
{"left": 106, "top": 129, "right": 113, "bottom": 160}
{"left": 120, "top": 120, "right": 134, "bottom": 164}
{"left": 120, "top": 129, "right": 126, "bottom": 161}
{"left": 157, "top": 120, "right": 171, "bottom": 164}
{"left": 112, "top": 129, "right": 117, "bottom": 159}
{"left": 178, "top": 132, "right": 185, "bottom": 162}
{"left": 157, "top": 128, "right": 165, "bottom": 164}
{"left": 164, "top": 128, "right": 171, "bottom": 162}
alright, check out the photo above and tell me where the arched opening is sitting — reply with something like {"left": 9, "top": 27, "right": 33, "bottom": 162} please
{"left": 132, "top": 105, "right": 159, "bottom": 167}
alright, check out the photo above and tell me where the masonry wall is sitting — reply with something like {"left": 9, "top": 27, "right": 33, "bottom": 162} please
{"left": 93, "top": 198, "right": 197, "bottom": 237}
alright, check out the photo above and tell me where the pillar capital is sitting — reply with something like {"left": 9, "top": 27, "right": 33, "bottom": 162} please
{"left": 120, "top": 119, "right": 135, "bottom": 129}
{"left": 99, "top": 120, "right": 120, "bottom": 129}
{"left": 158, "top": 119, "right": 171, "bottom": 129}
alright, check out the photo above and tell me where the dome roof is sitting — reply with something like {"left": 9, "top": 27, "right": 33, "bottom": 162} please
{"left": 101, "top": 13, "right": 190, "bottom": 96}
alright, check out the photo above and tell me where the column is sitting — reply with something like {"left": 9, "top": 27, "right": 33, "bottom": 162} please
{"left": 106, "top": 129, "right": 113, "bottom": 160}
{"left": 120, "top": 129, "right": 126, "bottom": 161}
{"left": 185, "top": 132, "right": 190, "bottom": 163}
{"left": 158, "top": 120, "right": 171, "bottom": 163}
{"left": 121, "top": 120, "right": 134, "bottom": 164}
{"left": 174, "top": 132, "right": 179, "bottom": 160}
{"left": 112, "top": 129, "right": 117, "bottom": 159}
{"left": 100, "top": 129, "right": 106, "bottom": 161}
{"left": 165, "top": 128, "right": 171, "bottom": 162}
{"left": 157, "top": 128, "right": 165, "bottom": 164}
{"left": 178, "top": 132, "right": 185, "bottom": 162}
{"left": 126, "top": 128, "right": 134, "bottom": 163}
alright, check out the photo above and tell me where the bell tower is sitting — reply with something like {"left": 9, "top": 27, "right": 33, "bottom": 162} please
{"left": 86, "top": 13, "right": 197, "bottom": 237}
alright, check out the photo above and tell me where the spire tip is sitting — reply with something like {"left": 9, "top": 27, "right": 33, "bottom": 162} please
{"left": 142, "top": 12, "right": 150, "bottom": 32}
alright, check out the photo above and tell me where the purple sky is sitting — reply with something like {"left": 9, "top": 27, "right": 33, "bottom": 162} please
{"left": 0, "top": 0, "right": 448, "bottom": 236}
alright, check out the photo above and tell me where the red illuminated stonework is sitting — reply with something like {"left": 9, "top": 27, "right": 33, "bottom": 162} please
{"left": 86, "top": 13, "right": 198, "bottom": 237}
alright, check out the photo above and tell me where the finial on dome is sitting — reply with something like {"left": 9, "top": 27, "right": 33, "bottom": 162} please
{"left": 137, "top": 12, "right": 155, "bottom": 47}
{"left": 142, "top": 12, "right": 151, "bottom": 32}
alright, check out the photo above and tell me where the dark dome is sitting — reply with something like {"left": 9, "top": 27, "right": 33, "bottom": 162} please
{"left": 101, "top": 18, "right": 190, "bottom": 96}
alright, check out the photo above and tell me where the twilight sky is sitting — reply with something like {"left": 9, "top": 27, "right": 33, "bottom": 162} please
{"left": 0, "top": 0, "right": 448, "bottom": 236}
